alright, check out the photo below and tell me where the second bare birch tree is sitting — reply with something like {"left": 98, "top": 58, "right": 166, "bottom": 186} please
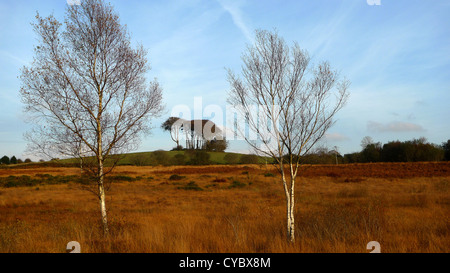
{"left": 227, "top": 29, "right": 350, "bottom": 243}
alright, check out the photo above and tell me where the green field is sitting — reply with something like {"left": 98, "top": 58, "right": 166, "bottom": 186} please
{"left": 39, "top": 150, "right": 272, "bottom": 167}
{"left": 116, "top": 150, "right": 270, "bottom": 165}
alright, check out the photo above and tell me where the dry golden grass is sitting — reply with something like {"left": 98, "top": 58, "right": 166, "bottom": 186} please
{"left": 0, "top": 163, "right": 448, "bottom": 253}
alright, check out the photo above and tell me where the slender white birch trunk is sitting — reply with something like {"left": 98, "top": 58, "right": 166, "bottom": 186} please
{"left": 288, "top": 177, "right": 295, "bottom": 243}
{"left": 282, "top": 170, "right": 296, "bottom": 243}
{"left": 97, "top": 137, "right": 109, "bottom": 234}
{"left": 97, "top": 84, "right": 108, "bottom": 235}
{"left": 98, "top": 162, "right": 109, "bottom": 235}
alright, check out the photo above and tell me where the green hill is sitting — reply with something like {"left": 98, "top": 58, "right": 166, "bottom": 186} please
{"left": 116, "top": 150, "right": 270, "bottom": 166}
{"left": 53, "top": 150, "right": 272, "bottom": 167}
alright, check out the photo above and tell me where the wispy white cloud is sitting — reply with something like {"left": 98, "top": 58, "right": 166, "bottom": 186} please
{"left": 217, "top": 0, "right": 253, "bottom": 42}
{"left": 367, "top": 121, "right": 425, "bottom": 133}
{"left": 303, "top": 2, "right": 358, "bottom": 59}
{"left": 325, "top": 132, "right": 350, "bottom": 142}
{"left": 0, "top": 50, "right": 28, "bottom": 65}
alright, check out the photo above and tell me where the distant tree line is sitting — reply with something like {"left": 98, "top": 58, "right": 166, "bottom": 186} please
{"left": 0, "top": 156, "right": 33, "bottom": 165}
{"left": 296, "top": 147, "right": 344, "bottom": 165}
{"left": 278, "top": 137, "right": 450, "bottom": 165}
{"left": 343, "top": 137, "right": 449, "bottom": 163}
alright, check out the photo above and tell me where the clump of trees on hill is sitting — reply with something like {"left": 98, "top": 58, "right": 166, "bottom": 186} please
{"left": 161, "top": 117, "right": 228, "bottom": 152}
{"left": 343, "top": 137, "right": 448, "bottom": 163}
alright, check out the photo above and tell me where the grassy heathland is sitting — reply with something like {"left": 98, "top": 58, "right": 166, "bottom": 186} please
{"left": 0, "top": 163, "right": 448, "bottom": 253}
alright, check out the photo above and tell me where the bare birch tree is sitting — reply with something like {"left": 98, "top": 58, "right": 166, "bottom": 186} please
{"left": 227, "top": 29, "right": 349, "bottom": 243}
{"left": 20, "top": 0, "right": 163, "bottom": 235}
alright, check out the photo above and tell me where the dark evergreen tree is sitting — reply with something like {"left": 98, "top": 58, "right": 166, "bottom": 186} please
{"left": 443, "top": 140, "right": 450, "bottom": 161}
{"left": 0, "top": 156, "right": 10, "bottom": 165}
{"left": 10, "top": 156, "right": 18, "bottom": 165}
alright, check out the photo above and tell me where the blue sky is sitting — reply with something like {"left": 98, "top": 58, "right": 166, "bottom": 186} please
{"left": 0, "top": 0, "right": 449, "bottom": 160}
